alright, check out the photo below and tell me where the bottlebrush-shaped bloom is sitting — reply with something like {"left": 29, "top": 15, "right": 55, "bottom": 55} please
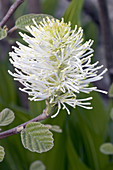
{"left": 9, "top": 17, "right": 107, "bottom": 118}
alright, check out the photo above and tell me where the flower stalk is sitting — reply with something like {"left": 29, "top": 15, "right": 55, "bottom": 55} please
{"left": 0, "top": 100, "right": 53, "bottom": 140}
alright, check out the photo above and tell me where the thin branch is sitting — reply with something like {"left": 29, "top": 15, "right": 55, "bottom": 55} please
{"left": 8, "top": 26, "right": 17, "bottom": 35}
{"left": 0, "top": 0, "right": 15, "bottom": 29}
{"left": 0, "top": 0, "right": 24, "bottom": 28}
{"left": 0, "top": 101, "right": 51, "bottom": 140}
{"left": 98, "top": 0, "right": 113, "bottom": 83}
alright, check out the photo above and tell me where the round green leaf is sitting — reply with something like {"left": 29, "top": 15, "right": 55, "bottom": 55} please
{"left": 0, "top": 146, "right": 5, "bottom": 162}
{"left": 0, "top": 27, "right": 7, "bottom": 40}
{"left": 100, "top": 143, "right": 113, "bottom": 155}
{"left": 16, "top": 14, "right": 54, "bottom": 32}
{"left": 21, "top": 122, "right": 54, "bottom": 153}
{"left": 48, "top": 125, "right": 62, "bottom": 133}
{"left": 29, "top": 160, "right": 46, "bottom": 170}
{"left": 0, "top": 108, "right": 15, "bottom": 126}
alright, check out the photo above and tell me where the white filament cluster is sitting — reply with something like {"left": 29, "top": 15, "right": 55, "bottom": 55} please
{"left": 9, "top": 17, "right": 107, "bottom": 118}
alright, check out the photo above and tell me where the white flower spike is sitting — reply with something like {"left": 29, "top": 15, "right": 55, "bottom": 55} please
{"left": 9, "top": 17, "right": 107, "bottom": 118}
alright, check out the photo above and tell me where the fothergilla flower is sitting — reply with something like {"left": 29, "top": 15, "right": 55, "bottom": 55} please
{"left": 9, "top": 17, "right": 107, "bottom": 118}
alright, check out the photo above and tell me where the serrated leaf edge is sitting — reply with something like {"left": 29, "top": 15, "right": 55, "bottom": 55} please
{"left": 21, "top": 122, "right": 54, "bottom": 153}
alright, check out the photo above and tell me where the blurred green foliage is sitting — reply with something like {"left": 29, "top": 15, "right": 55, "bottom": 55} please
{"left": 0, "top": 27, "right": 7, "bottom": 40}
{"left": 0, "top": 0, "right": 112, "bottom": 169}
{"left": 64, "top": 0, "right": 84, "bottom": 28}
{"left": 41, "top": 0, "right": 59, "bottom": 15}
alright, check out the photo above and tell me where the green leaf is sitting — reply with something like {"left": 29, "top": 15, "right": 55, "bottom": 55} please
{"left": 29, "top": 101, "right": 45, "bottom": 118}
{"left": 29, "top": 160, "right": 46, "bottom": 170}
{"left": 0, "top": 103, "right": 32, "bottom": 170}
{"left": 0, "top": 146, "right": 5, "bottom": 162}
{"left": 70, "top": 97, "right": 108, "bottom": 170}
{"left": 110, "top": 108, "right": 113, "bottom": 120}
{"left": 16, "top": 14, "right": 54, "bottom": 32}
{"left": 0, "top": 110, "right": 65, "bottom": 170}
{"left": 109, "top": 83, "right": 113, "bottom": 97}
{"left": 83, "top": 21, "right": 98, "bottom": 50}
{"left": 66, "top": 135, "right": 90, "bottom": 170}
{"left": 64, "top": 0, "right": 84, "bottom": 28}
{"left": 0, "top": 64, "right": 18, "bottom": 105}
{"left": 48, "top": 125, "right": 62, "bottom": 133}
{"left": 103, "top": 163, "right": 113, "bottom": 170}
{"left": 100, "top": 143, "right": 113, "bottom": 155}
{"left": 42, "top": 0, "right": 59, "bottom": 15}
{"left": 0, "top": 27, "right": 7, "bottom": 40}
{"left": 40, "top": 110, "right": 67, "bottom": 170}
{"left": 78, "top": 91, "right": 108, "bottom": 137}
{"left": 0, "top": 108, "right": 15, "bottom": 126}
{"left": 21, "top": 122, "right": 54, "bottom": 153}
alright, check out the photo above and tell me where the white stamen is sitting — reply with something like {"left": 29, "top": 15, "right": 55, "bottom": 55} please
{"left": 9, "top": 17, "right": 107, "bottom": 118}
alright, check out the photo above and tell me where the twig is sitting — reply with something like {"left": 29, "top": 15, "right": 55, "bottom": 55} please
{"left": 8, "top": 26, "right": 17, "bottom": 35}
{"left": 0, "top": 100, "right": 52, "bottom": 140}
{"left": 0, "top": 0, "right": 24, "bottom": 28}
{"left": 98, "top": 0, "right": 113, "bottom": 82}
